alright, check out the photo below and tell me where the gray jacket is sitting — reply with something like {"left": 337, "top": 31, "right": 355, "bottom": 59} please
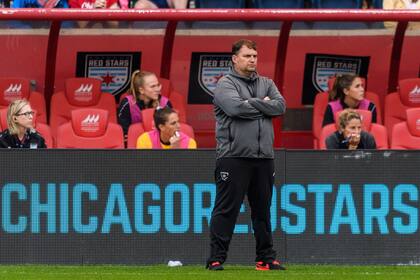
{"left": 213, "top": 69, "right": 286, "bottom": 159}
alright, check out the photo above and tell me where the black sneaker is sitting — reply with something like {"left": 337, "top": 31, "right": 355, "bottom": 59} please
{"left": 255, "top": 260, "right": 286, "bottom": 271}
{"left": 206, "top": 261, "right": 224, "bottom": 271}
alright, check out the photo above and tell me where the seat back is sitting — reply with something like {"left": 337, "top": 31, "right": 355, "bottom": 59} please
{"left": 391, "top": 108, "right": 420, "bottom": 149}
{"left": 312, "top": 92, "right": 329, "bottom": 148}
{"left": 0, "top": 109, "right": 6, "bottom": 130}
{"left": 0, "top": 77, "right": 47, "bottom": 123}
{"left": 141, "top": 108, "right": 155, "bottom": 131}
{"left": 56, "top": 108, "right": 124, "bottom": 149}
{"left": 195, "top": 0, "right": 245, "bottom": 8}
{"left": 168, "top": 90, "right": 187, "bottom": 123}
{"left": 180, "top": 123, "right": 195, "bottom": 139}
{"left": 319, "top": 123, "right": 336, "bottom": 150}
{"left": 35, "top": 123, "right": 54, "bottom": 148}
{"left": 384, "top": 78, "right": 420, "bottom": 142}
{"left": 50, "top": 77, "right": 117, "bottom": 137}
{"left": 159, "top": 77, "right": 173, "bottom": 98}
{"left": 253, "top": 0, "right": 305, "bottom": 8}
{"left": 127, "top": 123, "right": 145, "bottom": 149}
{"left": 313, "top": 0, "right": 361, "bottom": 8}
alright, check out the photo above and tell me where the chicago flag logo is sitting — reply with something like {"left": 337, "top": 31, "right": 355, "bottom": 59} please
{"left": 198, "top": 54, "right": 232, "bottom": 97}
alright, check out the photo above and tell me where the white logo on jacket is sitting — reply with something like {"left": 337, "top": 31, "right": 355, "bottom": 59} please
{"left": 220, "top": 172, "right": 229, "bottom": 181}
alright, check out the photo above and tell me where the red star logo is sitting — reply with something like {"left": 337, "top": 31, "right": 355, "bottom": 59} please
{"left": 101, "top": 72, "right": 114, "bottom": 86}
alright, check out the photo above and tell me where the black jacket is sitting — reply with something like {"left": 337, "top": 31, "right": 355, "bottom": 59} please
{"left": 0, "top": 129, "right": 47, "bottom": 149}
{"left": 325, "top": 130, "right": 376, "bottom": 150}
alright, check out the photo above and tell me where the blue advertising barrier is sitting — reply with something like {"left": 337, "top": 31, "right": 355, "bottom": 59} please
{"left": 0, "top": 150, "right": 419, "bottom": 265}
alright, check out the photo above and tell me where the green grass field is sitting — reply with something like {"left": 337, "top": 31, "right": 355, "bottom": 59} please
{"left": 1, "top": 265, "right": 420, "bottom": 280}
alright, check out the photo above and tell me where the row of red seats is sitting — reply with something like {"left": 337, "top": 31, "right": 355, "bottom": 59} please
{"left": 0, "top": 77, "right": 192, "bottom": 148}
{"left": 313, "top": 77, "right": 420, "bottom": 149}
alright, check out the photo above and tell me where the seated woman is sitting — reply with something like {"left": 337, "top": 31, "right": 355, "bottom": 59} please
{"left": 136, "top": 107, "right": 196, "bottom": 149}
{"left": 118, "top": 70, "right": 173, "bottom": 136}
{"left": 322, "top": 74, "right": 377, "bottom": 127}
{"left": 0, "top": 99, "right": 46, "bottom": 149}
{"left": 326, "top": 109, "right": 376, "bottom": 150}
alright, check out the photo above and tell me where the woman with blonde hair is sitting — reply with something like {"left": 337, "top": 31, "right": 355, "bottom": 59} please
{"left": 0, "top": 99, "right": 46, "bottom": 148}
{"left": 117, "top": 70, "right": 173, "bottom": 136}
{"left": 325, "top": 109, "right": 376, "bottom": 150}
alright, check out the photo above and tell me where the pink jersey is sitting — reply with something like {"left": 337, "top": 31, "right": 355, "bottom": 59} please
{"left": 69, "top": 0, "right": 117, "bottom": 8}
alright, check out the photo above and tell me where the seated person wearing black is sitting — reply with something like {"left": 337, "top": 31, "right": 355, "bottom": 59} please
{"left": 0, "top": 99, "right": 46, "bottom": 149}
{"left": 326, "top": 109, "right": 376, "bottom": 150}
{"left": 323, "top": 74, "right": 377, "bottom": 127}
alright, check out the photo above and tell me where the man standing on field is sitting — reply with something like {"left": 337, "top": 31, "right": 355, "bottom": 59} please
{"left": 206, "top": 39, "right": 286, "bottom": 271}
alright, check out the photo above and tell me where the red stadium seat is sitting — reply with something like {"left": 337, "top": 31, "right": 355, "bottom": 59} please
{"left": 141, "top": 108, "right": 155, "bottom": 131}
{"left": 312, "top": 76, "right": 381, "bottom": 149}
{"left": 127, "top": 123, "right": 145, "bottom": 149}
{"left": 56, "top": 108, "right": 124, "bottom": 149}
{"left": 169, "top": 90, "right": 187, "bottom": 123}
{"left": 159, "top": 77, "right": 173, "bottom": 98}
{"left": 0, "top": 77, "right": 47, "bottom": 123}
{"left": 385, "top": 78, "right": 420, "bottom": 143}
{"left": 50, "top": 78, "right": 117, "bottom": 137}
{"left": 180, "top": 123, "right": 195, "bottom": 139}
{"left": 319, "top": 109, "right": 388, "bottom": 149}
{"left": 0, "top": 108, "right": 54, "bottom": 148}
{"left": 0, "top": 109, "right": 6, "bottom": 131}
{"left": 391, "top": 108, "right": 420, "bottom": 149}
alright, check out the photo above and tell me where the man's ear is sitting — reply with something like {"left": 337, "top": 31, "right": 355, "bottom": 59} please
{"left": 232, "top": 55, "right": 237, "bottom": 64}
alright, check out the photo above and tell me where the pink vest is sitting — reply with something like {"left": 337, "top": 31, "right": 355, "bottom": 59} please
{"left": 148, "top": 129, "right": 191, "bottom": 149}
{"left": 126, "top": 95, "right": 169, "bottom": 124}
{"left": 329, "top": 99, "right": 370, "bottom": 120}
